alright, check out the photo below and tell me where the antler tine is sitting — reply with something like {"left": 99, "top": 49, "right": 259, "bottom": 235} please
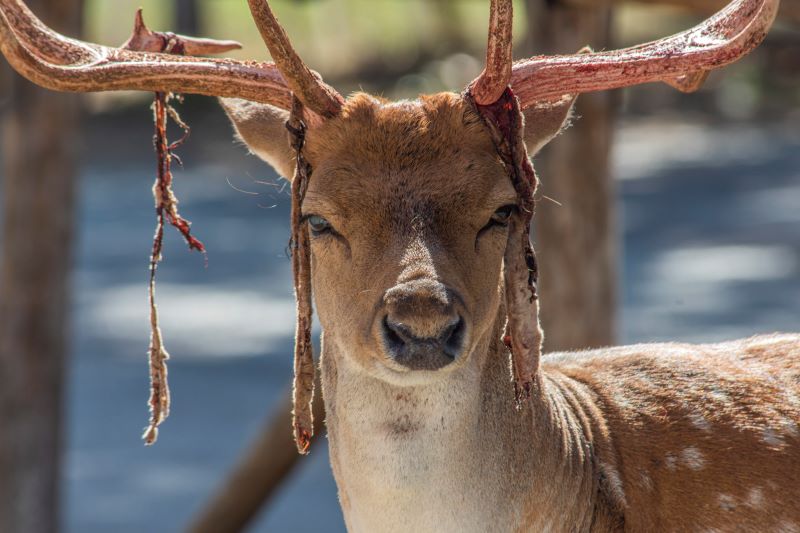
{"left": 470, "top": 0, "right": 514, "bottom": 105}
{"left": 0, "top": 0, "right": 293, "bottom": 109}
{"left": 246, "top": 0, "right": 344, "bottom": 118}
{"left": 510, "top": 0, "right": 779, "bottom": 109}
{"left": 123, "top": 9, "right": 242, "bottom": 56}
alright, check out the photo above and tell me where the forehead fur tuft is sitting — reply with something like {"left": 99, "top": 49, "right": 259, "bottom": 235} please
{"left": 304, "top": 92, "right": 496, "bottom": 175}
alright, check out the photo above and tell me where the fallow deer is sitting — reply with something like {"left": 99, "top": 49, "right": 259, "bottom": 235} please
{"left": 1, "top": 0, "right": 798, "bottom": 530}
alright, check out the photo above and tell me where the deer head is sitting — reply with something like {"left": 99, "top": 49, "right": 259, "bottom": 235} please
{"left": 0, "top": 0, "right": 779, "bottom": 454}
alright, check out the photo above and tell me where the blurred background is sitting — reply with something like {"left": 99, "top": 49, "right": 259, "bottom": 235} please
{"left": 0, "top": 0, "right": 798, "bottom": 532}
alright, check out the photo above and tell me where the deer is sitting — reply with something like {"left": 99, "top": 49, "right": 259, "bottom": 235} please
{"left": 1, "top": 0, "right": 798, "bottom": 530}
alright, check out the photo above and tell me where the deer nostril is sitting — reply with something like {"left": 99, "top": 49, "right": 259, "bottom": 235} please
{"left": 440, "top": 316, "right": 465, "bottom": 360}
{"left": 382, "top": 316, "right": 408, "bottom": 352}
{"left": 381, "top": 314, "right": 466, "bottom": 370}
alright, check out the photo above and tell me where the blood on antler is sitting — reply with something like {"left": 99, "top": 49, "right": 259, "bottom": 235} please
{"left": 508, "top": 0, "right": 779, "bottom": 107}
{"left": 465, "top": 0, "right": 779, "bottom": 109}
{"left": 470, "top": 0, "right": 514, "bottom": 105}
{"left": 126, "top": 12, "right": 216, "bottom": 445}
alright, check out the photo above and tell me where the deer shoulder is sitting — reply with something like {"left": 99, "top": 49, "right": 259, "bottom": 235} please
{"left": 542, "top": 333, "right": 800, "bottom": 532}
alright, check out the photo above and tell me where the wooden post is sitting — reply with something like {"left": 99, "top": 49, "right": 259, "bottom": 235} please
{"left": 524, "top": 0, "right": 618, "bottom": 352}
{"left": 0, "top": 1, "right": 82, "bottom": 531}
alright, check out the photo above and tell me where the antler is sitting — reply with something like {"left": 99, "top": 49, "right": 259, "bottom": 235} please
{"left": 0, "top": 0, "right": 293, "bottom": 109}
{"left": 470, "top": 0, "right": 514, "bottom": 105}
{"left": 246, "top": 0, "right": 344, "bottom": 118}
{"left": 122, "top": 9, "right": 242, "bottom": 56}
{"left": 510, "top": 0, "right": 779, "bottom": 108}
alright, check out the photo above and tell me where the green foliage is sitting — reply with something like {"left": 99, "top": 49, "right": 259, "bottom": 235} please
{"left": 83, "top": 0, "right": 528, "bottom": 81}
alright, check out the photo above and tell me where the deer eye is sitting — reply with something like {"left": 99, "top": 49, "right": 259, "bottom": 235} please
{"left": 489, "top": 204, "right": 515, "bottom": 227}
{"left": 307, "top": 214, "right": 332, "bottom": 234}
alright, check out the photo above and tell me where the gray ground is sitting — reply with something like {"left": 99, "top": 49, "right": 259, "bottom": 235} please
{"left": 62, "top": 104, "right": 799, "bottom": 532}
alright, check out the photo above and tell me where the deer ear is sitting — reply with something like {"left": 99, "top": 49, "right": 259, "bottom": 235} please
{"left": 219, "top": 98, "right": 295, "bottom": 179}
{"left": 521, "top": 94, "right": 578, "bottom": 156}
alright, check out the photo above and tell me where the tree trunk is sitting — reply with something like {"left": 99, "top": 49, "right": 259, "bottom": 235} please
{"left": 525, "top": 0, "right": 618, "bottom": 352}
{"left": 175, "top": 0, "right": 200, "bottom": 36}
{"left": 0, "top": 1, "right": 82, "bottom": 531}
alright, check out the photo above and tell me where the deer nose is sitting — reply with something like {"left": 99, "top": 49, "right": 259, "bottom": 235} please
{"left": 381, "top": 279, "right": 466, "bottom": 370}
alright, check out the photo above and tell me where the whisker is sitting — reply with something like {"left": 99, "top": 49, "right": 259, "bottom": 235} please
{"left": 225, "top": 176, "right": 259, "bottom": 196}
{"left": 542, "top": 195, "right": 562, "bottom": 207}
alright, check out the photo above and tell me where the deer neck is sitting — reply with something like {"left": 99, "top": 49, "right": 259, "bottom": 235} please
{"left": 320, "top": 311, "right": 609, "bottom": 532}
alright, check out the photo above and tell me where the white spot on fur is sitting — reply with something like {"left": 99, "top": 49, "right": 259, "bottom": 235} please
{"left": 746, "top": 487, "right": 765, "bottom": 508}
{"left": 781, "top": 418, "right": 799, "bottom": 438}
{"left": 600, "top": 462, "right": 627, "bottom": 508}
{"left": 709, "top": 388, "right": 730, "bottom": 403}
{"left": 632, "top": 375, "right": 657, "bottom": 391}
{"left": 640, "top": 471, "right": 653, "bottom": 491}
{"left": 787, "top": 392, "right": 800, "bottom": 410}
{"left": 612, "top": 391, "right": 636, "bottom": 411}
{"left": 718, "top": 493, "right": 736, "bottom": 511}
{"left": 664, "top": 453, "right": 677, "bottom": 471}
{"left": 681, "top": 447, "right": 706, "bottom": 470}
{"left": 777, "top": 521, "right": 800, "bottom": 533}
{"left": 688, "top": 412, "right": 712, "bottom": 432}
{"left": 763, "top": 428, "right": 784, "bottom": 447}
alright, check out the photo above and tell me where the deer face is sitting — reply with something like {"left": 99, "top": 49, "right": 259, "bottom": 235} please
{"left": 223, "top": 91, "right": 575, "bottom": 385}
{"left": 302, "top": 93, "right": 511, "bottom": 382}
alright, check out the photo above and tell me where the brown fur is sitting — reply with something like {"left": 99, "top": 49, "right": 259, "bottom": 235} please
{"left": 222, "top": 92, "right": 800, "bottom": 532}
{"left": 548, "top": 334, "right": 800, "bottom": 531}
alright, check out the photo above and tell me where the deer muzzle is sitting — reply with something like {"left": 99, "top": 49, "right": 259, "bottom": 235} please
{"left": 380, "top": 278, "right": 466, "bottom": 371}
